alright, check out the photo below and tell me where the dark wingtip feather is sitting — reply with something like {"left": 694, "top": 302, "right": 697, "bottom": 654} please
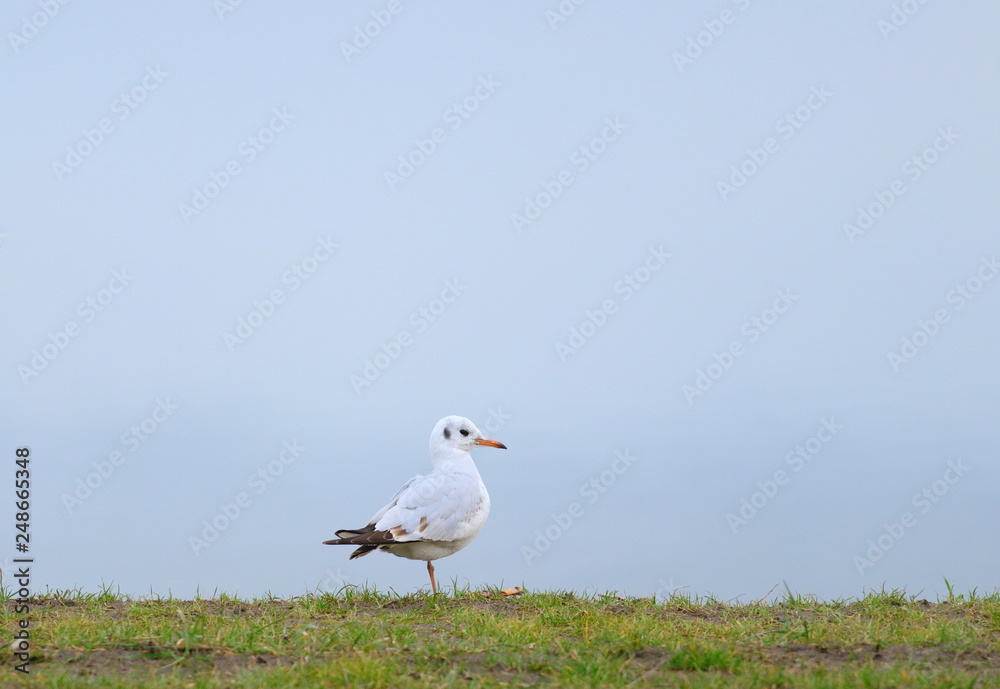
{"left": 323, "top": 527, "right": 399, "bottom": 550}
{"left": 349, "top": 545, "right": 377, "bottom": 559}
{"left": 333, "top": 524, "right": 376, "bottom": 539}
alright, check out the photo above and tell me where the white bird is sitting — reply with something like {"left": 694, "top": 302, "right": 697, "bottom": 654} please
{"left": 323, "top": 415, "right": 506, "bottom": 593}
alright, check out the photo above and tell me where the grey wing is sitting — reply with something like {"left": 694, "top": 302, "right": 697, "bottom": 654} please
{"left": 366, "top": 474, "right": 423, "bottom": 526}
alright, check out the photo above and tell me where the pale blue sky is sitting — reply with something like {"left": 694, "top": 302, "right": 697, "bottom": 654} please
{"left": 2, "top": 1, "right": 998, "bottom": 601}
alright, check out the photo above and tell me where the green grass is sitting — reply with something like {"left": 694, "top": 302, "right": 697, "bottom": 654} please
{"left": 1, "top": 585, "right": 998, "bottom": 687}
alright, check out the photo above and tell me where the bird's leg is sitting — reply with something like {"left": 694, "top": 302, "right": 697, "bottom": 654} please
{"left": 427, "top": 561, "right": 437, "bottom": 594}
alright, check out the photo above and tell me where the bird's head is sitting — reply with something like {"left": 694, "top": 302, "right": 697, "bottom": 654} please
{"left": 430, "top": 415, "right": 507, "bottom": 456}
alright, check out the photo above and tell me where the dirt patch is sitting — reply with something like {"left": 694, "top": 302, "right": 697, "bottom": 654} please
{"left": 460, "top": 597, "right": 531, "bottom": 615}
{"left": 37, "top": 645, "right": 298, "bottom": 680}
{"left": 376, "top": 598, "right": 429, "bottom": 613}
{"left": 645, "top": 605, "right": 731, "bottom": 625}
{"left": 756, "top": 642, "right": 1000, "bottom": 671}
{"left": 625, "top": 645, "right": 672, "bottom": 673}
{"left": 450, "top": 650, "right": 545, "bottom": 685}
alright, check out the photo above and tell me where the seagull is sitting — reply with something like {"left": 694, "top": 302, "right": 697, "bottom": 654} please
{"left": 323, "top": 415, "right": 506, "bottom": 593}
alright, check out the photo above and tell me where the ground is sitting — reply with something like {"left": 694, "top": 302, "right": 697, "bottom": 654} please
{"left": 1, "top": 586, "right": 998, "bottom": 687}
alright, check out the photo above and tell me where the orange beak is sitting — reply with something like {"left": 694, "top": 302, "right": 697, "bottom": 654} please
{"left": 475, "top": 438, "right": 507, "bottom": 449}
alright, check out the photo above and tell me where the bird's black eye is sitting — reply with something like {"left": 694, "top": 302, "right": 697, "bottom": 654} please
{"left": 443, "top": 428, "right": 451, "bottom": 439}
{"left": 460, "top": 429, "right": 469, "bottom": 437}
